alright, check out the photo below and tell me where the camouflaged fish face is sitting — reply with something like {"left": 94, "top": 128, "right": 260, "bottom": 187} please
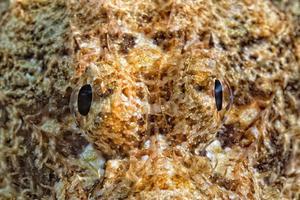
{"left": 70, "top": 46, "right": 234, "bottom": 157}
{"left": 0, "top": 0, "right": 299, "bottom": 199}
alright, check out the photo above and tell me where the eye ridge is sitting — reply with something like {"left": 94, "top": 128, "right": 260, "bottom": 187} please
{"left": 214, "top": 79, "right": 223, "bottom": 111}
{"left": 78, "top": 84, "right": 93, "bottom": 116}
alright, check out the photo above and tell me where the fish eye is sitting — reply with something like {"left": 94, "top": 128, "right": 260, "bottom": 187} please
{"left": 77, "top": 84, "right": 93, "bottom": 116}
{"left": 214, "top": 79, "right": 223, "bottom": 111}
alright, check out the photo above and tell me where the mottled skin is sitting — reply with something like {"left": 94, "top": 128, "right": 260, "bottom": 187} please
{"left": 0, "top": 0, "right": 299, "bottom": 199}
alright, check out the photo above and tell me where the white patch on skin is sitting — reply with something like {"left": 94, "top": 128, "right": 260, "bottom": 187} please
{"left": 250, "top": 126, "right": 260, "bottom": 139}
{"left": 240, "top": 107, "right": 259, "bottom": 126}
{"left": 135, "top": 33, "right": 159, "bottom": 49}
{"left": 142, "top": 155, "right": 149, "bottom": 161}
{"left": 200, "top": 94, "right": 214, "bottom": 107}
{"left": 54, "top": 181, "right": 66, "bottom": 200}
{"left": 205, "top": 140, "right": 225, "bottom": 171}
{"left": 109, "top": 160, "right": 121, "bottom": 169}
{"left": 119, "top": 57, "right": 129, "bottom": 68}
{"left": 80, "top": 144, "right": 106, "bottom": 177}
{"left": 40, "top": 119, "right": 60, "bottom": 134}
{"left": 157, "top": 134, "right": 168, "bottom": 153}
{"left": 144, "top": 140, "right": 151, "bottom": 149}
{"left": 206, "top": 151, "right": 214, "bottom": 161}
{"left": 224, "top": 147, "right": 231, "bottom": 152}
{"left": 164, "top": 159, "right": 175, "bottom": 176}
{"left": 274, "top": 120, "right": 285, "bottom": 133}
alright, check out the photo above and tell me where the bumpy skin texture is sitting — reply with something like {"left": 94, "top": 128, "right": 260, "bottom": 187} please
{"left": 0, "top": 0, "right": 299, "bottom": 199}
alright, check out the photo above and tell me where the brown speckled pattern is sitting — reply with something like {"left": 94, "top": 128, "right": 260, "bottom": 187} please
{"left": 0, "top": 0, "right": 299, "bottom": 199}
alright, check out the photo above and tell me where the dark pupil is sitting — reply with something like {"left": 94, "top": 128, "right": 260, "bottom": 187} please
{"left": 78, "top": 84, "right": 93, "bottom": 116}
{"left": 214, "top": 79, "right": 223, "bottom": 111}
